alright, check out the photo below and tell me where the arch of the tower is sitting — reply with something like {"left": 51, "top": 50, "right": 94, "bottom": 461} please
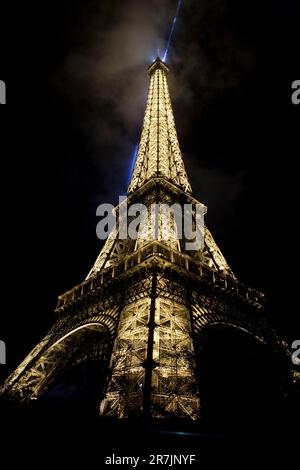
{"left": 5, "top": 322, "right": 112, "bottom": 409}
{"left": 193, "top": 321, "right": 289, "bottom": 431}
{"left": 192, "top": 296, "right": 278, "bottom": 347}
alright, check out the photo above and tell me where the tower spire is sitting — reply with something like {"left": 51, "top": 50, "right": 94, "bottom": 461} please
{"left": 128, "top": 58, "right": 192, "bottom": 194}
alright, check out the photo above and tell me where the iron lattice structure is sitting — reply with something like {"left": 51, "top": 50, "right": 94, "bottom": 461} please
{"left": 0, "top": 59, "right": 286, "bottom": 419}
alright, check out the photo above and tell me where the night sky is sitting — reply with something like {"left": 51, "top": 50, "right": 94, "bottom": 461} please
{"left": 0, "top": 0, "right": 299, "bottom": 383}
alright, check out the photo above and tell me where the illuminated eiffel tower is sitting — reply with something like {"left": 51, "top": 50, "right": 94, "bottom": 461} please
{"left": 0, "top": 59, "right": 285, "bottom": 420}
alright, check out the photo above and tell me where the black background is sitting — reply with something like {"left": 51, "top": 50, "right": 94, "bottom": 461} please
{"left": 0, "top": 0, "right": 299, "bottom": 386}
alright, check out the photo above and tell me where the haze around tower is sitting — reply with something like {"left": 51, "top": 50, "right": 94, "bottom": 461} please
{"left": 58, "top": 0, "right": 252, "bottom": 201}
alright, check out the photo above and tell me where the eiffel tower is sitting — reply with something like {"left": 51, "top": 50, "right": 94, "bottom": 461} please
{"left": 0, "top": 58, "right": 286, "bottom": 421}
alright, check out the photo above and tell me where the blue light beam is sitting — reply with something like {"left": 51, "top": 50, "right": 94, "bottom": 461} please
{"left": 163, "top": 0, "right": 183, "bottom": 62}
{"left": 127, "top": 143, "right": 139, "bottom": 186}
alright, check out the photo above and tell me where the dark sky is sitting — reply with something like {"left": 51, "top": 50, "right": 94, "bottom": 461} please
{"left": 0, "top": 0, "right": 299, "bottom": 382}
